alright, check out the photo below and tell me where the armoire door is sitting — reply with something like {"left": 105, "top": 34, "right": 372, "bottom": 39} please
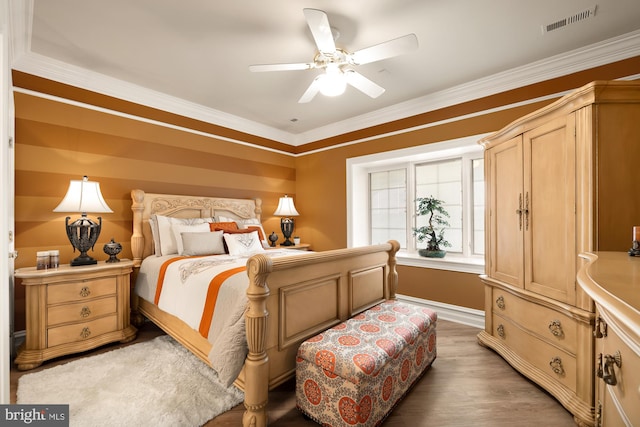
{"left": 487, "top": 135, "right": 524, "bottom": 288}
{"left": 523, "top": 114, "right": 576, "bottom": 304}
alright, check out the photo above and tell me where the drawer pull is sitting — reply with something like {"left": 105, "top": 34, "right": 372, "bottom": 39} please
{"left": 548, "top": 320, "right": 564, "bottom": 338}
{"left": 80, "top": 327, "right": 91, "bottom": 339}
{"left": 80, "top": 306, "right": 91, "bottom": 318}
{"left": 594, "top": 316, "right": 607, "bottom": 338}
{"left": 549, "top": 357, "right": 565, "bottom": 376}
{"left": 497, "top": 324, "right": 505, "bottom": 338}
{"left": 602, "top": 351, "right": 622, "bottom": 386}
{"left": 79, "top": 286, "right": 91, "bottom": 297}
{"left": 495, "top": 296, "right": 505, "bottom": 310}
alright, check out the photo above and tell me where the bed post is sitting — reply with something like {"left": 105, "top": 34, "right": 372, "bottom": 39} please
{"left": 243, "top": 253, "right": 272, "bottom": 427}
{"left": 131, "top": 189, "right": 145, "bottom": 268}
{"left": 387, "top": 240, "right": 400, "bottom": 300}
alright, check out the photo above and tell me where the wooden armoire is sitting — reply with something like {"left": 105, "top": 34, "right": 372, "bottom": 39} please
{"left": 477, "top": 80, "right": 640, "bottom": 427}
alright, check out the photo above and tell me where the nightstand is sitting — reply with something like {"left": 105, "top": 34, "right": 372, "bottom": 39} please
{"left": 14, "top": 260, "right": 137, "bottom": 370}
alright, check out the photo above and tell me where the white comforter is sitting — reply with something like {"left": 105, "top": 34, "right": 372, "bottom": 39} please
{"left": 134, "top": 249, "right": 305, "bottom": 385}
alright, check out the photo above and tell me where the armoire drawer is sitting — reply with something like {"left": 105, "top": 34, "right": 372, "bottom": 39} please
{"left": 492, "top": 289, "right": 578, "bottom": 354}
{"left": 492, "top": 313, "right": 577, "bottom": 393}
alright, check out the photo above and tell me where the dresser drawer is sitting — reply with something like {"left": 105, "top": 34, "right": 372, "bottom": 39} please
{"left": 47, "top": 315, "right": 118, "bottom": 347}
{"left": 598, "top": 324, "right": 640, "bottom": 424}
{"left": 492, "top": 289, "right": 578, "bottom": 354}
{"left": 493, "top": 313, "right": 577, "bottom": 393}
{"left": 47, "top": 296, "right": 117, "bottom": 326}
{"left": 47, "top": 277, "right": 117, "bottom": 304}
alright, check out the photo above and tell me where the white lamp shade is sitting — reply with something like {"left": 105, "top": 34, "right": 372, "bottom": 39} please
{"left": 273, "top": 195, "right": 299, "bottom": 217}
{"left": 53, "top": 176, "right": 113, "bottom": 214}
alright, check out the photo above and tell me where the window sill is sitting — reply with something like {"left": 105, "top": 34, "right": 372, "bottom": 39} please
{"left": 397, "top": 251, "right": 484, "bottom": 274}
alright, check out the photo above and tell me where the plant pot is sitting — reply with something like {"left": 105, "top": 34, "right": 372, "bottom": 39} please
{"left": 418, "top": 249, "right": 446, "bottom": 258}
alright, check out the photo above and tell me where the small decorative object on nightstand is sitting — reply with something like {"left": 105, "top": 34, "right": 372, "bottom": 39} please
{"left": 268, "top": 232, "right": 278, "bottom": 247}
{"left": 103, "top": 238, "right": 122, "bottom": 262}
{"left": 14, "top": 260, "right": 137, "bottom": 370}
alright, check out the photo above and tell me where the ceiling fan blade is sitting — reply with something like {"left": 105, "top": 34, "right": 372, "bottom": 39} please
{"left": 249, "top": 63, "right": 313, "bottom": 72}
{"left": 303, "top": 8, "right": 336, "bottom": 54}
{"left": 350, "top": 33, "right": 418, "bottom": 65}
{"left": 345, "top": 70, "right": 385, "bottom": 98}
{"left": 298, "top": 76, "right": 323, "bottom": 103}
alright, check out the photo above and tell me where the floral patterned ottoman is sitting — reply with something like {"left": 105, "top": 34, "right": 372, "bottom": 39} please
{"left": 296, "top": 300, "right": 437, "bottom": 426}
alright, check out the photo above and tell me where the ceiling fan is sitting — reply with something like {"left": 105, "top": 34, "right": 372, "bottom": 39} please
{"left": 249, "top": 8, "right": 418, "bottom": 103}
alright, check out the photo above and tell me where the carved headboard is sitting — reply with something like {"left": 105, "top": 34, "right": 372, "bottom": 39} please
{"left": 130, "top": 189, "right": 262, "bottom": 267}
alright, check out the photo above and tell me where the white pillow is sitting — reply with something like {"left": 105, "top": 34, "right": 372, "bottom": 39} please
{"left": 223, "top": 231, "right": 265, "bottom": 256}
{"left": 172, "top": 223, "right": 211, "bottom": 255}
{"left": 153, "top": 215, "right": 214, "bottom": 256}
{"left": 180, "top": 231, "right": 225, "bottom": 256}
{"left": 218, "top": 215, "right": 268, "bottom": 246}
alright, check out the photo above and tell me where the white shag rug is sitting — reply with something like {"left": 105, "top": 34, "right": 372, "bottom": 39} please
{"left": 17, "top": 335, "right": 244, "bottom": 427}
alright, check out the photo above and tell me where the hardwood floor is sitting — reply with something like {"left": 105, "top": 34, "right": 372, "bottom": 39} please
{"left": 11, "top": 319, "right": 577, "bottom": 426}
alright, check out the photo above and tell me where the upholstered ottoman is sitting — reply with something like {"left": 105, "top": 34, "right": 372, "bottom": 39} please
{"left": 296, "top": 300, "right": 437, "bottom": 426}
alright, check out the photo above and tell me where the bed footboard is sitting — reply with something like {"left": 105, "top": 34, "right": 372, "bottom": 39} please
{"left": 241, "top": 240, "right": 400, "bottom": 427}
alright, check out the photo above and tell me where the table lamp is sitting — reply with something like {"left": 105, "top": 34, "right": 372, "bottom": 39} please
{"left": 273, "top": 195, "right": 299, "bottom": 246}
{"left": 53, "top": 176, "right": 113, "bottom": 266}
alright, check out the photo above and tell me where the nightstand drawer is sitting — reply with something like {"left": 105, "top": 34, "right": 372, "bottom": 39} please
{"left": 47, "top": 296, "right": 117, "bottom": 326}
{"left": 493, "top": 313, "right": 577, "bottom": 393}
{"left": 492, "top": 289, "right": 578, "bottom": 354}
{"left": 47, "top": 277, "right": 117, "bottom": 304}
{"left": 47, "top": 315, "right": 118, "bottom": 347}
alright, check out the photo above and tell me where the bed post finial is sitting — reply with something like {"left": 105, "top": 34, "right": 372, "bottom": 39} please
{"left": 131, "top": 189, "right": 146, "bottom": 268}
{"left": 243, "top": 253, "right": 272, "bottom": 427}
{"left": 387, "top": 240, "right": 400, "bottom": 300}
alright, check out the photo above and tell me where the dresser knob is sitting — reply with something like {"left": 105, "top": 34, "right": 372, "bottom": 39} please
{"left": 548, "top": 320, "right": 564, "bottom": 338}
{"left": 80, "top": 327, "right": 91, "bottom": 339}
{"left": 80, "top": 306, "right": 91, "bottom": 318}
{"left": 497, "top": 324, "right": 505, "bottom": 338}
{"left": 79, "top": 286, "right": 91, "bottom": 297}
{"left": 496, "top": 296, "right": 505, "bottom": 310}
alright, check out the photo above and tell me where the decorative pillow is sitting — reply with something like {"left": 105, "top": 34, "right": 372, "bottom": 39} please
{"left": 218, "top": 215, "right": 267, "bottom": 244}
{"left": 172, "top": 223, "right": 211, "bottom": 255}
{"left": 152, "top": 215, "right": 214, "bottom": 256}
{"left": 208, "top": 221, "right": 239, "bottom": 232}
{"left": 148, "top": 216, "right": 161, "bottom": 256}
{"left": 180, "top": 230, "right": 225, "bottom": 256}
{"left": 223, "top": 231, "right": 265, "bottom": 256}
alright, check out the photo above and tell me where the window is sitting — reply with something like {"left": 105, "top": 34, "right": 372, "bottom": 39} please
{"left": 347, "top": 134, "right": 487, "bottom": 273}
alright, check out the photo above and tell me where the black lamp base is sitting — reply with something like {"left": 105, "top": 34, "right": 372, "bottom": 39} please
{"left": 280, "top": 218, "right": 295, "bottom": 247}
{"left": 71, "top": 253, "right": 98, "bottom": 266}
{"left": 281, "top": 239, "right": 294, "bottom": 246}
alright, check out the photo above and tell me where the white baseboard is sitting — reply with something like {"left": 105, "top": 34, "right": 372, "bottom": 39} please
{"left": 396, "top": 294, "right": 485, "bottom": 329}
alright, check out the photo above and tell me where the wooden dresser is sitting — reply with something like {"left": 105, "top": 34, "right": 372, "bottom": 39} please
{"left": 577, "top": 252, "right": 640, "bottom": 426}
{"left": 477, "top": 80, "right": 640, "bottom": 426}
{"left": 15, "top": 260, "right": 137, "bottom": 370}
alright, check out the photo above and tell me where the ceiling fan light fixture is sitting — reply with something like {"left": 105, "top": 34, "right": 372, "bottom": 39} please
{"left": 319, "top": 64, "right": 346, "bottom": 97}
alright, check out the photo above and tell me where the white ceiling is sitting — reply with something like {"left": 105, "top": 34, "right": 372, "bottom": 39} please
{"left": 9, "top": 0, "right": 640, "bottom": 146}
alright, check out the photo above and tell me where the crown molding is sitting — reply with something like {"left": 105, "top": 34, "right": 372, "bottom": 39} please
{"left": 294, "top": 29, "right": 640, "bottom": 145}
{"left": 9, "top": 1, "right": 640, "bottom": 146}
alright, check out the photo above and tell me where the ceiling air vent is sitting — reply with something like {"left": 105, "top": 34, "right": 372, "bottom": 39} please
{"left": 542, "top": 5, "right": 597, "bottom": 34}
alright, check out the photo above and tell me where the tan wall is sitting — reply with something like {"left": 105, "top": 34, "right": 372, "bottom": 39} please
{"left": 13, "top": 85, "right": 296, "bottom": 330}
{"left": 12, "top": 56, "right": 640, "bottom": 328}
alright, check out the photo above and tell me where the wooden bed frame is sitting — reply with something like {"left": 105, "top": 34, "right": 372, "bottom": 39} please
{"left": 130, "top": 189, "right": 400, "bottom": 427}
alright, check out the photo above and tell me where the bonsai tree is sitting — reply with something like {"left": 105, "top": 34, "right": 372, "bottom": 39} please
{"left": 412, "top": 196, "right": 451, "bottom": 254}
